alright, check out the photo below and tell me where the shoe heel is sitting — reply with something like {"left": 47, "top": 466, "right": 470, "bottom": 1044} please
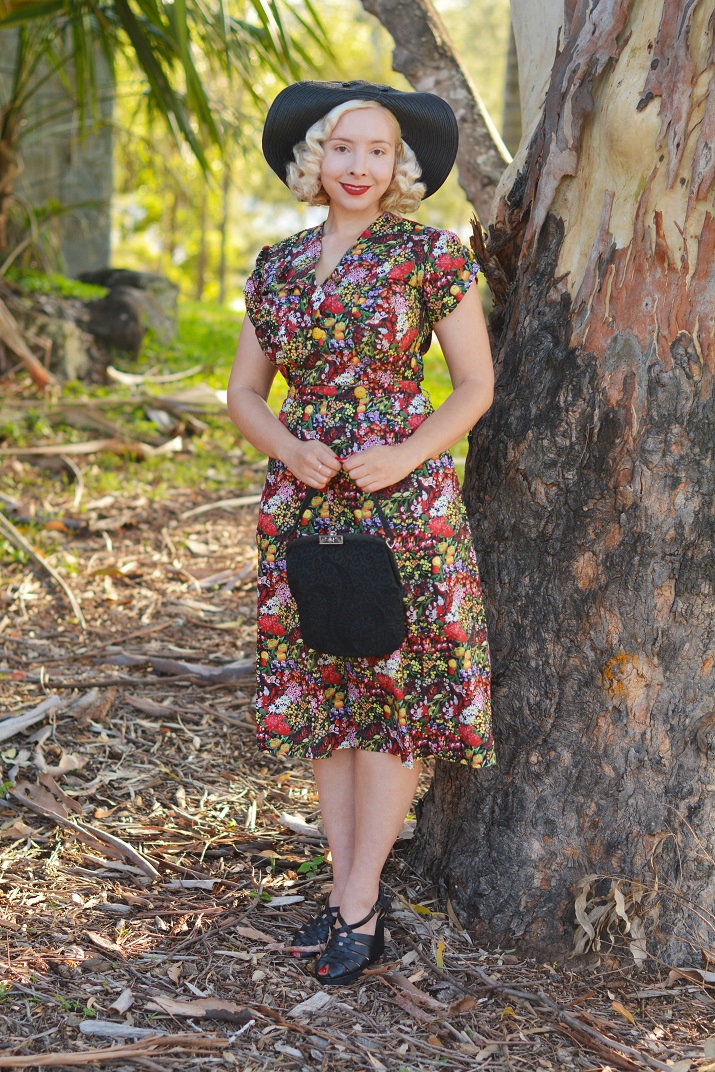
{"left": 371, "top": 918, "right": 385, "bottom": 962}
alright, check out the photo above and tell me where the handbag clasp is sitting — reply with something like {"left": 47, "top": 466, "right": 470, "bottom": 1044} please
{"left": 319, "top": 534, "right": 344, "bottom": 545}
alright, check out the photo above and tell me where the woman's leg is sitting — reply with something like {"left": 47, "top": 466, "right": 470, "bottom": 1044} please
{"left": 314, "top": 748, "right": 421, "bottom": 933}
{"left": 311, "top": 747, "right": 357, "bottom": 906}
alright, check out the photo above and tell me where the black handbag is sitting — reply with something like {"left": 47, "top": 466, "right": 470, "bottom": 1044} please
{"left": 284, "top": 486, "right": 406, "bottom": 658}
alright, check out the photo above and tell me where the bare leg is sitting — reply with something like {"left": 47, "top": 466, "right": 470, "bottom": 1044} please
{"left": 313, "top": 748, "right": 422, "bottom": 933}
{"left": 311, "top": 747, "right": 356, "bottom": 906}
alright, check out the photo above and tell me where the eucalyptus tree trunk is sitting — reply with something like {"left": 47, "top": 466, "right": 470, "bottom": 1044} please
{"left": 409, "top": 0, "right": 715, "bottom": 966}
{"left": 501, "top": 23, "right": 521, "bottom": 156}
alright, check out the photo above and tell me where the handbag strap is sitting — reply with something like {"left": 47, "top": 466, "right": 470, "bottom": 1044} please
{"left": 281, "top": 485, "right": 395, "bottom": 543}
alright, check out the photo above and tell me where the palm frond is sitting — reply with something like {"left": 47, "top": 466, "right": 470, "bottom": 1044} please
{"left": 0, "top": 0, "right": 334, "bottom": 171}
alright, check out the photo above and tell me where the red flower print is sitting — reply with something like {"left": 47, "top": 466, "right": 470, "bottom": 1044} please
{"left": 397, "top": 380, "right": 419, "bottom": 394}
{"left": 459, "top": 724, "right": 483, "bottom": 746}
{"left": 436, "top": 253, "right": 465, "bottom": 270}
{"left": 320, "top": 294, "right": 345, "bottom": 315}
{"left": 265, "top": 713, "right": 291, "bottom": 735}
{"left": 258, "top": 614, "right": 285, "bottom": 636}
{"left": 375, "top": 674, "right": 405, "bottom": 702}
{"left": 429, "top": 517, "right": 454, "bottom": 538}
{"left": 398, "top": 328, "right": 419, "bottom": 352}
{"left": 388, "top": 260, "right": 415, "bottom": 281}
{"left": 321, "top": 666, "right": 342, "bottom": 685}
{"left": 260, "top": 517, "right": 278, "bottom": 536}
{"left": 408, "top": 414, "right": 424, "bottom": 429}
{"left": 444, "top": 622, "right": 468, "bottom": 643}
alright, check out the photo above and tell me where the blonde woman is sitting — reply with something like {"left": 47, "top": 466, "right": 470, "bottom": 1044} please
{"left": 227, "top": 80, "right": 495, "bottom": 986}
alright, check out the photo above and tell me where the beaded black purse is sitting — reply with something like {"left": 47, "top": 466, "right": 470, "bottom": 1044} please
{"left": 284, "top": 486, "right": 406, "bottom": 658}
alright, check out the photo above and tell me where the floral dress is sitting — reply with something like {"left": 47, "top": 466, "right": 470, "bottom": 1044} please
{"left": 244, "top": 211, "right": 494, "bottom": 769}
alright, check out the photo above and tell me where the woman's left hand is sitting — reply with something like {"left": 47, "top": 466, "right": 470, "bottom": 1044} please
{"left": 342, "top": 442, "right": 419, "bottom": 492}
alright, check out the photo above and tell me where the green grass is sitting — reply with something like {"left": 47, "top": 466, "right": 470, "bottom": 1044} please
{"left": 138, "top": 300, "right": 242, "bottom": 390}
{"left": 421, "top": 340, "right": 470, "bottom": 482}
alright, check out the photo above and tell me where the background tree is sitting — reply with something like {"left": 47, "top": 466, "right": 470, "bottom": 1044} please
{"left": 368, "top": 0, "right": 714, "bottom": 967}
{"left": 361, "top": 0, "right": 510, "bottom": 223}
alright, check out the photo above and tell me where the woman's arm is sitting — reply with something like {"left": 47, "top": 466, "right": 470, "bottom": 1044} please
{"left": 342, "top": 283, "right": 494, "bottom": 492}
{"left": 226, "top": 316, "right": 342, "bottom": 490}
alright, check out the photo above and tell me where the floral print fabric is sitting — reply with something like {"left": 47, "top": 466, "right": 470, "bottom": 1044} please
{"left": 244, "top": 211, "right": 494, "bottom": 769}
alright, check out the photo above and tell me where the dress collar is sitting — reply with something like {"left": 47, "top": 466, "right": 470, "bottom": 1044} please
{"left": 314, "top": 210, "right": 398, "bottom": 246}
{"left": 281, "top": 212, "right": 402, "bottom": 289}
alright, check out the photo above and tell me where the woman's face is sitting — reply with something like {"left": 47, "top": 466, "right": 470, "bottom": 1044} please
{"left": 319, "top": 107, "right": 397, "bottom": 216}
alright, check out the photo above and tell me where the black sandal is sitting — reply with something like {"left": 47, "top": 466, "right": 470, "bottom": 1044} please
{"left": 315, "top": 899, "right": 386, "bottom": 985}
{"left": 290, "top": 899, "right": 339, "bottom": 959}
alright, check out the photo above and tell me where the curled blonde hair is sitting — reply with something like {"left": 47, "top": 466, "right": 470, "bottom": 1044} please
{"left": 286, "top": 99, "right": 426, "bottom": 213}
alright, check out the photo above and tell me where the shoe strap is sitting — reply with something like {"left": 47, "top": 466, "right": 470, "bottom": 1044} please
{"left": 294, "top": 900, "right": 339, "bottom": 943}
{"left": 335, "top": 899, "right": 383, "bottom": 933}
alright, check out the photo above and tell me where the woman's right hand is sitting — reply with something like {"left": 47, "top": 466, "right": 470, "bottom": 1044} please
{"left": 280, "top": 438, "right": 342, "bottom": 490}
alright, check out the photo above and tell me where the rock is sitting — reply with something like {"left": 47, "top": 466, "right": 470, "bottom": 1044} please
{"left": 82, "top": 287, "right": 146, "bottom": 357}
{"left": 15, "top": 310, "right": 97, "bottom": 380}
{"left": 77, "top": 268, "right": 179, "bottom": 343}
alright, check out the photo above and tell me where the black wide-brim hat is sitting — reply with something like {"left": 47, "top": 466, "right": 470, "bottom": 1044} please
{"left": 262, "top": 80, "right": 459, "bottom": 199}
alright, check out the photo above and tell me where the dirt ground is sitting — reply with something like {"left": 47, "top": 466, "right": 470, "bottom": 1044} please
{"left": 1, "top": 466, "right": 714, "bottom": 1072}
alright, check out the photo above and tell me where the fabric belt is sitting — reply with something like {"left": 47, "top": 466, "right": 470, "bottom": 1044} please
{"left": 288, "top": 380, "right": 421, "bottom": 401}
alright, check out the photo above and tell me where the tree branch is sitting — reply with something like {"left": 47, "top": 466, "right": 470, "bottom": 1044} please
{"left": 360, "top": 0, "right": 510, "bottom": 223}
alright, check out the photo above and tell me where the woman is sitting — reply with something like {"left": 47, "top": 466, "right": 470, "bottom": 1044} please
{"left": 227, "top": 80, "right": 495, "bottom": 986}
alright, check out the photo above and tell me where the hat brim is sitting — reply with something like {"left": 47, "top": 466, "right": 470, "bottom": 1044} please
{"left": 262, "top": 80, "right": 459, "bottom": 200}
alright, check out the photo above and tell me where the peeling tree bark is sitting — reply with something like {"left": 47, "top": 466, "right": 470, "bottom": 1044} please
{"left": 410, "top": 0, "right": 715, "bottom": 966}
{"left": 501, "top": 24, "right": 521, "bottom": 157}
{"left": 359, "top": 0, "right": 510, "bottom": 223}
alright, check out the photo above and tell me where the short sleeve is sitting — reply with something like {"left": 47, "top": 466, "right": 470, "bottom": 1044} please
{"left": 244, "top": 245, "right": 270, "bottom": 327}
{"left": 422, "top": 230, "right": 480, "bottom": 328}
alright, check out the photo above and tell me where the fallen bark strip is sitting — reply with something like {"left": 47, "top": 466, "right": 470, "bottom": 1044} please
{"left": 59, "top": 453, "right": 84, "bottom": 509}
{"left": 0, "top": 296, "right": 56, "bottom": 390}
{"left": 103, "top": 652, "right": 254, "bottom": 682}
{"left": 106, "top": 363, "right": 203, "bottom": 385}
{"left": 0, "top": 436, "right": 182, "bottom": 460}
{"left": 79, "top": 1021, "right": 167, "bottom": 1040}
{"left": 0, "top": 695, "right": 64, "bottom": 743}
{"left": 9, "top": 784, "right": 161, "bottom": 881}
{"left": 24, "top": 674, "right": 198, "bottom": 689}
{"left": 146, "top": 995, "right": 254, "bottom": 1024}
{"left": 181, "top": 494, "right": 262, "bottom": 519}
{"left": 0, "top": 512, "right": 87, "bottom": 631}
{"left": 0, "top": 1033, "right": 225, "bottom": 1068}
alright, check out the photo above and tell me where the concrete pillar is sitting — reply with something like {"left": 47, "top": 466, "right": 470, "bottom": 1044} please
{"left": 0, "top": 28, "right": 113, "bottom": 274}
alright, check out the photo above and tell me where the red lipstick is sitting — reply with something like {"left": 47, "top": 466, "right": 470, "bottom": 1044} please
{"left": 340, "top": 183, "right": 371, "bottom": 196}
